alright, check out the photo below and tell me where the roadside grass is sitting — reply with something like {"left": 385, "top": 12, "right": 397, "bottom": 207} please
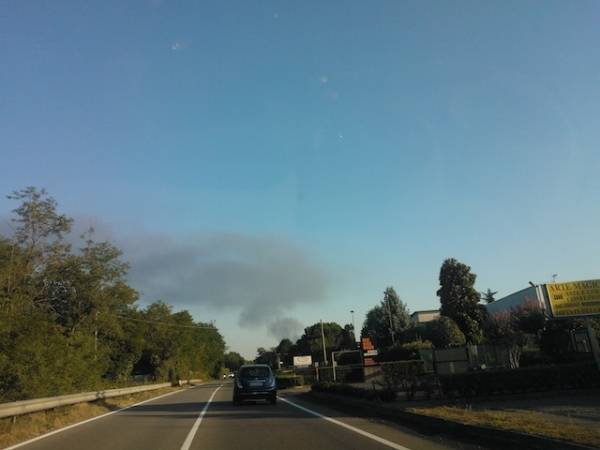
{"left": 0, "top": 386, "right": 181, "bottom": 449}
{"left": 407, "top": 405, "right": 600, "bottom": 448}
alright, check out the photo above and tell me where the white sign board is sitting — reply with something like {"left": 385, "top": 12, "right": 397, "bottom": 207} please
{"left": 293, "top": 355, "right": 312, "bottom": 367}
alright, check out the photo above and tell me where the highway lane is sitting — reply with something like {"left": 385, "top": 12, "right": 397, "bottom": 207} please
{"left": 6, "top": 382, "right": 488, "bottom": 450}
{"left": 5, "top": 383, "right": 223, "bottom": 450}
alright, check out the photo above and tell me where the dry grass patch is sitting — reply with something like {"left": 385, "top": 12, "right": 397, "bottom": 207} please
{"left": 408, "top": 405, "right": 600, "bottom": 448}
{"left": 0, "top": 386, "right": 181, "bottom": 449}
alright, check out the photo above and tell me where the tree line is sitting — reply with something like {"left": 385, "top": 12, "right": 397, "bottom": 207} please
{"left": 264, "top": 258, "right": 599, "bottom": 370}
{"left": 363, "top": 258, "right": 599, "bottom": 368}
{"left": 0, "top": 187, "right": 225, "bottom": 401}
{"left": 256, "top": 322, "right": 357, "bottom": 368}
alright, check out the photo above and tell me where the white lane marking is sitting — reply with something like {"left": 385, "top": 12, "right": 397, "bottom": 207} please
{"left": 179, "top": 384, "right": 223, "bottom": 450}
{"left": 3, "top": 385, "right": 207, "bottom": 450}
{"left": 278, "top": 396, "right": 412, "bottom": 450}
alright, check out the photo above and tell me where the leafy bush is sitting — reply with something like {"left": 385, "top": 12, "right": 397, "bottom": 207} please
{"left": 439, "top": 362, "right": 600, "bottom": 397}
{"left": 377, "top": 340, "right": 432, "bottom": 362}
{"left": 422, "top": 317, "right": 466, "bottom": 348}
{"left": 276, "top": 375, "right": 304, "bottom": 389}
{"left": 379, "top": 360, "right": 438, "bottom": 400}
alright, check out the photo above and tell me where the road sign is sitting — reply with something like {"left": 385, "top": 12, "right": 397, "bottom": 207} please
{"left": 363, "top": 357, "right": 377, "bottom": 366}
{"left": 293, "top": 355, "right": 312, "bottom": 367}
{"left": 546, "top": 279, "right": 600, "bottom": 318}
{"left": 361, "top": 337, "right": 375, "bottom": 351}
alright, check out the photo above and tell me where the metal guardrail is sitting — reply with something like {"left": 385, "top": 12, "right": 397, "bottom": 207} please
{"left": 0, "top": 379, "right": 203, "bottom": 419}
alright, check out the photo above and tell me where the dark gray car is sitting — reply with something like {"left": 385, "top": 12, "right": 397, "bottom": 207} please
{"left": 233, "top": 364, "right": 277, "bottom": 405}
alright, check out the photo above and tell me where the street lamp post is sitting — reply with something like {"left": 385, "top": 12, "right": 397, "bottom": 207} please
{"left": 350, "top": 310, "right": 356, "bottom": 342}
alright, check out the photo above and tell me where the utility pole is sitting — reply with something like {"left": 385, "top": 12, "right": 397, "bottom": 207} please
{"left": 320, "top": 320, "right": 328, "bottom": 365}
{"left": 386, "top": 297, "right": 395, "bottom": 345}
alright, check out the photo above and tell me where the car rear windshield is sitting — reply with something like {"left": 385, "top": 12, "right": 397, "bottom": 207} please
{"left": 239, "top": 367, "right": 271, "bottom": 378}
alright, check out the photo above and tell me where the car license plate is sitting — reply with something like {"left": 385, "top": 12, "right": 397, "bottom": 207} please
{"left": 249, "top": 381, "right": 263, "bottom": 387}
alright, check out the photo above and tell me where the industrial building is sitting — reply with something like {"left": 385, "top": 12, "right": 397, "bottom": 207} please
{"left": 410, "top": 309, "right": 440, "bottom": 325}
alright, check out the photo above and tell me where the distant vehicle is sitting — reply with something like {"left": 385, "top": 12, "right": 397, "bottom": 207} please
{"left": 233, "top": 364, "right": 277, "bottom": 405}
{"left": 228, "top": 372, "right": 235, "bottom": 378}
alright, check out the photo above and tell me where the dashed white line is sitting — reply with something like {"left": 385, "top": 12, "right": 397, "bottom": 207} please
{"left": 278, "top": 396, "right": 412, "bottom": 450}
{"left": 179, "top": 384, "right": 223, "bottom": 450}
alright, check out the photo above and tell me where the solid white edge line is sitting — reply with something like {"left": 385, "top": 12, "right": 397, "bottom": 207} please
{"left": 278, "top": 396, "right": 412, "bottom": 450}
{"left": 179, "top": 384, "right": 223, "bottom": 450}
{"left": 2, "top": 384, "right": 210, "bottom": 450}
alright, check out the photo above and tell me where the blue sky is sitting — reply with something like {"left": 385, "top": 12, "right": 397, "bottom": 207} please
{"left": 2, "top": 1, "right": 600, "bottom": 358}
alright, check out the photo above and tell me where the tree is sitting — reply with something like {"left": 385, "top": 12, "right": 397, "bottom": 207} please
{"left": 484, "top": 312, "right": 527, "bottom": 368}
{"left": 481, "top": 289, "right": 498, "bottom": 304}
{"left": 515, "top": 301, "right": 546, "bottom": 335}
{"left": 7, "top": 187, "right": 72, "bottom": 263}
{"left": 0, "top": 187, "right": 227, "bottom": 400}
{"left": 421, "top": 317, "right": 466, "bottom": 348}
{"left": 483, "top": 302, "right": 546, "bottom": 369}
{"left": 131, "top": 301, "right": 225, "bottom": 381}
{"left": 254, "top": 347, "right": 278, "bottom": 368}
{"left": 224, "top": 352, "right": 245, "bottom": 372}
{"left": 340, "top": 324, "right": 356, "bottom": 350}
{"left": 437, "top": 258, "right": 484, "bottom": 344}
{"left": 275, "top": 338, "right": 294, "bottom": 366}
{"left": 293, "top": 322, "right": 355, "bottom": 364}
{"left": 362, "top": 287, "right": 410, "bottom": 349}
{"left": 377, "top": 340, "right": 433, "bottom": 362}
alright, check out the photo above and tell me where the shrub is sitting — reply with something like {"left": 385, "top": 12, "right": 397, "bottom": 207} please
{"left": 276, "top": 375, "right": 304, "bottom": 389}
{"left": 439, "top": 362, "right": 599, "bottom": 398}
{"left": 422, "top": 317, "right": 466, "bottom": 348}
{"left": 379, "top": 360, "right": 437, "bottom": 400}
{"left": 312, "top": 382, "right": 396, "bottom": 402}
{"left": 377, "top": 340, "right": 433, "bottom": 362}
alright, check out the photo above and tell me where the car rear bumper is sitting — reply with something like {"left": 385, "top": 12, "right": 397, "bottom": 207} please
{"left": 235, "top": 387, "right": 276, "bottom": 399}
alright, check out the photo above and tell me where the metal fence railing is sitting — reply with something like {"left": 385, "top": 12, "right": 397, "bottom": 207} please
{"left": 0, "top": 379, "right": 203, "bottom": 420}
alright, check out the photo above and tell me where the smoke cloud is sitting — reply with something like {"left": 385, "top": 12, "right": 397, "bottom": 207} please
{"left": 123, "top": 232, "right": 327, "bottom": 327}
{"left": 267, "top": 317, "right": 304, "bottom": 342}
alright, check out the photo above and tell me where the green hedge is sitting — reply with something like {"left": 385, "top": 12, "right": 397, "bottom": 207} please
{"left": 276, "top": 375, "right": 304, "bottom": 389}
{"left": 439, "top": 362, "right": 600, "bottom": 397}
{"left": 312, "top": 382, "right": 396, "bottom": 402}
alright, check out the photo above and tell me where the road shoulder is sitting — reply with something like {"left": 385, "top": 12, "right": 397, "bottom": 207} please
{"left": 305, "top": 390, "right": 596, "bottom": 450}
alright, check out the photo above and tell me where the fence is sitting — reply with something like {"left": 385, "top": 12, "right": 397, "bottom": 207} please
{"left": 289, "top": 364, "right": 363, "bottom": 384}
{"left": 419, "top": 345, "right": 512, "bottom": 374}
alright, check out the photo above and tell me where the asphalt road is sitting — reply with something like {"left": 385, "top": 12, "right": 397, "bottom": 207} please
{"left": 6, "top": 382, "right": 489, "bottom": 450}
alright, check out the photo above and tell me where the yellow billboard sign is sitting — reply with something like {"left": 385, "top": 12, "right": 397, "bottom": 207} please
{"left": 547, "top": 279, "right": 600, "bottom": 318}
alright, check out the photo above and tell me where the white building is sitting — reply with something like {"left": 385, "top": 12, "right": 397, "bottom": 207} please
{"left": 410, "top": 309, "right": 441, "bottom": 325}
{"left": 486, "top": 285, "right": 548, "bottom": 316}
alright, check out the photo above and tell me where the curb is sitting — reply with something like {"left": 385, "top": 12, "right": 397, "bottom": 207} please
{"left": 307, "top": 391, "right": 595, "bottom": 450}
